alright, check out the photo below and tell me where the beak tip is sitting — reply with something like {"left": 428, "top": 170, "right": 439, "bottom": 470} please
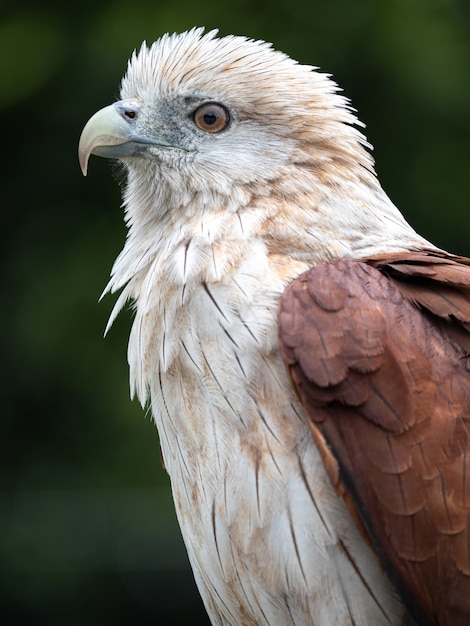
{"left": 78, "top": 148, "right": 89, "bottom": 176}
{"left": 78, "top": 132, "right": 91, "bottom": 176}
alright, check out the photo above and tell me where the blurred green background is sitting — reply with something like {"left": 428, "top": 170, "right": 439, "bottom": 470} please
{"left": 3, "top": 0, "right": 470, "bottom": 624}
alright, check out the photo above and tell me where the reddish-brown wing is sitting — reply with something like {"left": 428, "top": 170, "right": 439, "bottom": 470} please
{"left": 278, "top": 251, "right": 470, "bottom": 626}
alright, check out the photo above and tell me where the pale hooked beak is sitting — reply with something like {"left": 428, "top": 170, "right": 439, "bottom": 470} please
{"left": 78, "top": 99, "right": 179, "bottom": 175}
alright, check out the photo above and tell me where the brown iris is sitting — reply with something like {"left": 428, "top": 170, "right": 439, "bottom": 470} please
{"left": 193, "top": 103, "right": 230, "bottom": 133}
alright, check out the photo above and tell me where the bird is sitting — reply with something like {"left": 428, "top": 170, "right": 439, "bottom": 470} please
{"left": 79, "top": 28, "right": 470, "bottom": 625}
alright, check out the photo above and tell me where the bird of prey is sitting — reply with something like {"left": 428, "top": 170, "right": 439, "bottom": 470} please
{"left": 79, "top": 28, "right": 470, "bottom": 625}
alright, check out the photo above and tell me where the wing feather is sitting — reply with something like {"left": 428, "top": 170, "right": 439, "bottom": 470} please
{"left": 278, "top": 251, "right": 470, "bottom": 625}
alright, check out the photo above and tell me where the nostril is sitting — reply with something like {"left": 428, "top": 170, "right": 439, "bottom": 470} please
{"left": 115, "top": 100, "right": 141, "bottom": 122}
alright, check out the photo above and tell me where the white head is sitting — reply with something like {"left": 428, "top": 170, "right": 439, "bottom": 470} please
{"left": 79, "top": 28, "right": 429, "bottom": 296}
{"left": 79, "top": 28, "right": 374, "bottom": 200}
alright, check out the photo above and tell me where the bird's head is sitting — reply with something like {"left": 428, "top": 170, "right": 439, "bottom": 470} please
{"left": 80, "top": 27, "right": 427, "bottom": 294}
{"left": 79, "top": 28, "right": 375, "bottom": 208}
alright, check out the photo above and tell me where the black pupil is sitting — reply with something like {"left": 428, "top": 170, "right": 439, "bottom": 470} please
{"left": 204, "top": 112, "right": 217, "bottom": 125}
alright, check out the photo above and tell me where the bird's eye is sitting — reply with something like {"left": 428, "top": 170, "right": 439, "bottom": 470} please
{"left": 193, "top": 103, "right": 230, "bottom": 133}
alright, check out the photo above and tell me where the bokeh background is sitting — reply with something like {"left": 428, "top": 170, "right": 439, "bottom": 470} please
{"left": 3, "top": 0, "right": 470, "bottom": 624}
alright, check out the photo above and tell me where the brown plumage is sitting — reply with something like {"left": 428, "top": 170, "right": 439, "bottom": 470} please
{"left": 279, "top": 250, "right": 470, "bottom": 625}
